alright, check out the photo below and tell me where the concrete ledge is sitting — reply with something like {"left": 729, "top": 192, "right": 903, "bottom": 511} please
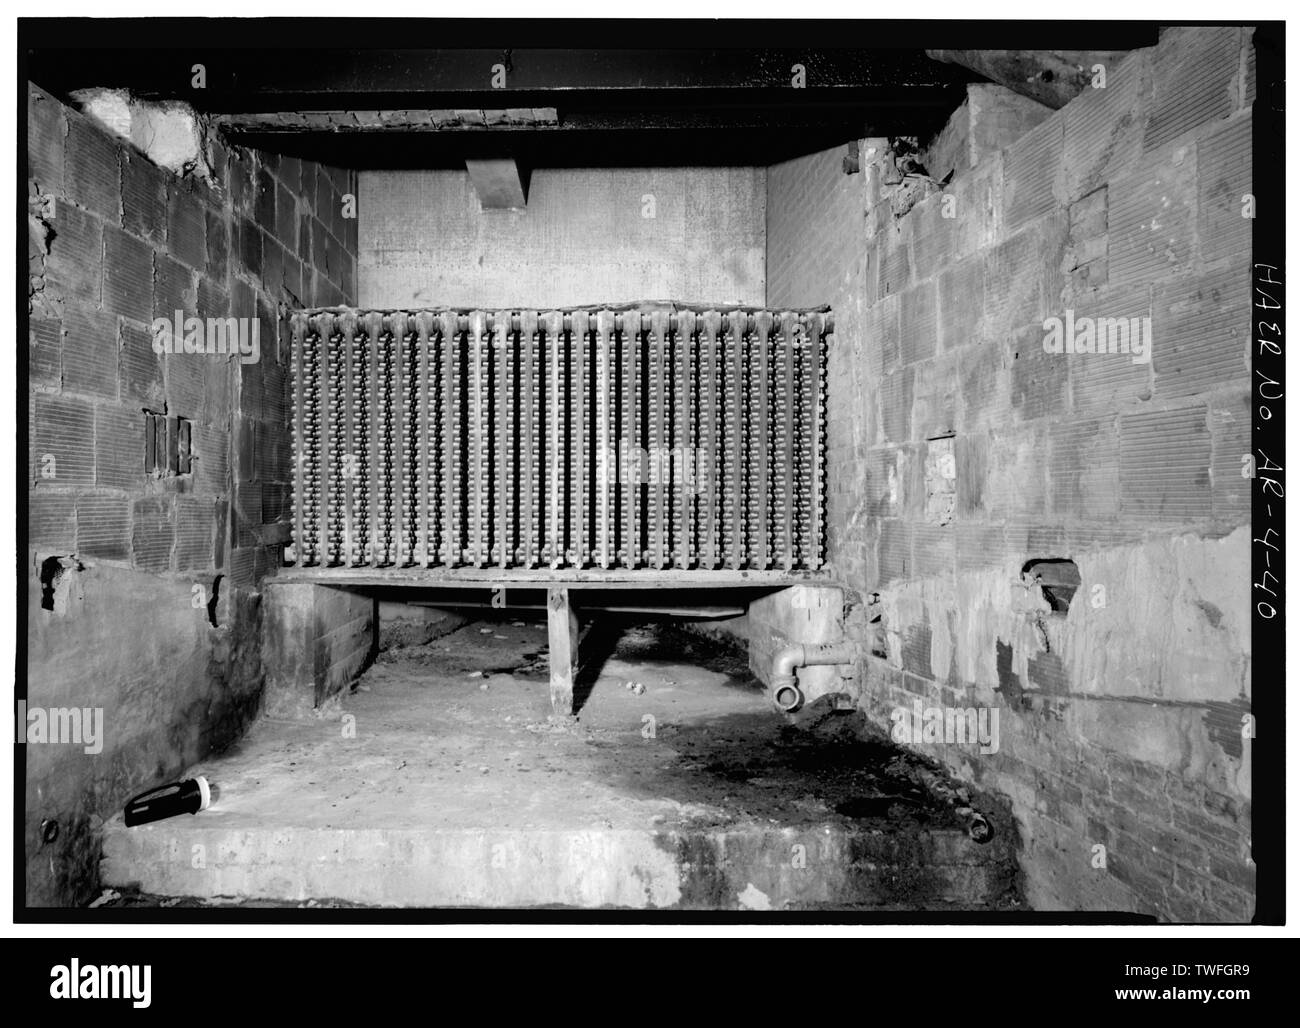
{"left": 101, "top": 823, "right": 1010, "bottom": 910}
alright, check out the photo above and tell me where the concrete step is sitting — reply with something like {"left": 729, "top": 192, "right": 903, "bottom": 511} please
{"left": 102, "top": 822, "right": 1011, "bottom": 910}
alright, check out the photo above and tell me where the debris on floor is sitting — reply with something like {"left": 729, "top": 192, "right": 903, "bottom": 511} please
{"left": 87, "top": 888, "right": 120, "bottom": 908}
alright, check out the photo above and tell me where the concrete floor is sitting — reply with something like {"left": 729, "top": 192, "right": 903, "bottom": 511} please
{"left": 101, "top": 618, "right": 1021, "bottom": 910}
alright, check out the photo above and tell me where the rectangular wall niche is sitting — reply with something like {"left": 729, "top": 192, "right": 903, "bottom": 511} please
{"left": 144, "top": 413, "right": 192, "bottom": 478}
{"left": 924, "top": 434, "right": 956, "bottom": 526}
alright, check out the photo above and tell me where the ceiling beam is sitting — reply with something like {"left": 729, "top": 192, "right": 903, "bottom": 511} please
{"left": 213, "top": 102, "right": 961, "bottom": 169}
{"left": 925, "top": 49, "right": 1134, "bottom": 109}
{"left": 31, "top": 48, "right": 969, "bottom": 111}
{"left": 215, "top": 108, "right": 559, "bottom": 133}
{"left": 212, "top": 102, "right": 950, "bottom": 137}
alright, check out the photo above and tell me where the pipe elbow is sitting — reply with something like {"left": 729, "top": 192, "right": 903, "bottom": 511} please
{"left": 769, "top": 641, "right": 858, "bottom": 714}
{"left": 772, "top": 644, "right": 807, "bottom": 682}
{"left": 771, "top": 644, "right": 806, "bottom": 712}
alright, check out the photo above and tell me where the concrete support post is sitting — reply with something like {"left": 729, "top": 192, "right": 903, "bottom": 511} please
{"left": 262, "top": 582, "right": 376, "bottom": 718}
{"left": 547, "top": 586, "right": 580, "bottom": 716}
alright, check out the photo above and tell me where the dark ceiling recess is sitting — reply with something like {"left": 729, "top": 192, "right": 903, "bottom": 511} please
{"left": 24, "top": 21, "right": 1160, "bottom": 169}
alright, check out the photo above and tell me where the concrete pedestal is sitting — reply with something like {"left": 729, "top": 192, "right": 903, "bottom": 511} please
{"left": 262, "top": 582, "right": 376, "bottom": 718}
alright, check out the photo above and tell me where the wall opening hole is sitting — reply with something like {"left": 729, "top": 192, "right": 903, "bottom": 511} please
{"left": 866, "top": 592, "right": 887, "bottom": 658}
{"left": 207, "top": 574, "right": 224, "bottom": 628}
{"left": 1021, "top": 558, "right": 1080, "bottom": 613}
{"left": 39, "top": 556, "right": 62, "bottom": 611}
{"left": 39, "top": 555, "right": 81, "bottom": 613}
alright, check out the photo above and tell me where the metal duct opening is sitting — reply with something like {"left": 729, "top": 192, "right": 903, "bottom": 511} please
{"left": 288, "top": 304, "right": 828, "bottom": 574}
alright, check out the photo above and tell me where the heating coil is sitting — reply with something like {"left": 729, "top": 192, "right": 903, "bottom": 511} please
{"left": 288, "top": 305, "right": 828, "bottom": 572}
